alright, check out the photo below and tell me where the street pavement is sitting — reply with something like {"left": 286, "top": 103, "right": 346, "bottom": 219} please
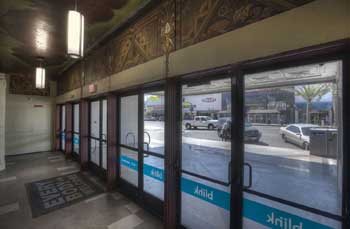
{"left": 182, "top": 123, "right": 300, "bottom": 150}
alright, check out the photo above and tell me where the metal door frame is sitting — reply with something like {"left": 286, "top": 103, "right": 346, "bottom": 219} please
{"left": 239, "top": 43, "right": 350, "bottom": 229}
{"left": 117, "top": 84, "right": 166, "bottom": 218}
{"left": 72, "top": 102, "right": 81, "bottom": 161}
{"left": 177, "top": 72, "right": 243, "bottom": 229}
{"left": 88, "top": 98, "right": 108, "bottom": 179}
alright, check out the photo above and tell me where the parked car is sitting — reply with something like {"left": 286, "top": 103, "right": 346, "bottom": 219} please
{"left": 216, "top": 117, "right": 230, "bottom": 130}
{"left": 144, "top": 115, "right": 157, "bottom": 121}
{"left": 245, "top": 122, "right": 262, "bottom": 142}
{"left": 217, "top": 118, "right": 261, "bottom": 142}
{"left": 280, "top": 124, "right": 319, "bottom": 150}
{"left": 184, "top": 116, "right": 218, "bottom": 130}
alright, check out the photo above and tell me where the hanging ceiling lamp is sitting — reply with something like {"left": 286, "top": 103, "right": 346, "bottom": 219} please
{"left": 67, "top": 0, "right": 84, "bottom": 58}
{"left": 35, "top": 58, "right": 45, "bottom": 89}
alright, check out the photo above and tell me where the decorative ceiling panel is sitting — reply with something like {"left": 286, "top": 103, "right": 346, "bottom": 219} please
{"left": 0, "top": 0, "right": 152, "bottom": 77}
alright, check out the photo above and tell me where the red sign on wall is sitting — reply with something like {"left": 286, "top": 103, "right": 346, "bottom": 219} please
{"left": 88, "top": 84, "right": 97, "bottom": 93}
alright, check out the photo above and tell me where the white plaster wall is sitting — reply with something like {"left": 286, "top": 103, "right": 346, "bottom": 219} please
{"left": 0, "top": 74, "right": 6, "bottom": 171}
{"left": 5, "top": 94, "right": 54, "bottom": 155}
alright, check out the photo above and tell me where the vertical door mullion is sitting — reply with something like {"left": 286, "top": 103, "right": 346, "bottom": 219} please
{"left": 230, "top": 71, "right": 245, "bottom": 229}
{"left": 60, "top": 105, "right": 62, "bottom": 151}
{"left": 61, "top": 105, "right": 64, "bottom": 151}
{"left": 117, "top": 96, "right": 121, "bottom": 186}
{"left": 72, "top": 104, "right": 75, "bottom": 154}
{"left": 138, "top": 93, "right": 144, "bottom": 197}
{"left": 88, "top": 102, "right": 91, "bottom": 163}
{"left": 71, "top": 103, "right": 73, "bottom": 155}
{"left": 177, "top": 82, "right": 182, "bottom": 228}
{"left": 342, "top": 56, "right": 350, "bottom": 229}
{"left": 99, "top": 99, "right": 103, "bottom": 169}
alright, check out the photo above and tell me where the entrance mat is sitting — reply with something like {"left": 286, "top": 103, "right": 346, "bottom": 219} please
{"left": 26, "top": 172, "right": 104, "bottom": 218}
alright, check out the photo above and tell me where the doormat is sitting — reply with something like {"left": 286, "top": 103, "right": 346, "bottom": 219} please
{"left": 26, "top": 172, "right": 104, "bottom": 218}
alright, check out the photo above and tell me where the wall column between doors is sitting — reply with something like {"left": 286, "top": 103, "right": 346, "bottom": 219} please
{"left": 80, "top": 99, "right": 89, "bottom": 170}
{"left": 164, "top": 78, "right": 181, "bottom": 228}
{"left": 107, "top": 94, "right": 118, "bottom": 190}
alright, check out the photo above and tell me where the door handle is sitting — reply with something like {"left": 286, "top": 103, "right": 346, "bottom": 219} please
{"left": 125, "top": 132, "right": 136, "bottom": 147}
{"left": 244, "top": 162, "right": 252, "bottom": 189}
{"left": 144, "top": 142, "right": 149, "bottom": 152}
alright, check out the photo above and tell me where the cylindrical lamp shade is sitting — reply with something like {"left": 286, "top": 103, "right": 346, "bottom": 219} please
{"left": 35, "top": 67, "right": 46, "bottom": 89}
{"left": 67, "top": 10, "right": 84, "bottom": 58}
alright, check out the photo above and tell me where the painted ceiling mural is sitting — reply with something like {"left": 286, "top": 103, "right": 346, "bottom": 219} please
{"left": 0, "top": 0, "right": 151, "bottom": 94}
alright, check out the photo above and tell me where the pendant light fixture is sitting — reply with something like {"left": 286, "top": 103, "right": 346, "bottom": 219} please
{"left": 35, "top": 58, "right": 45, "bottom": 89}
{"left": 67, "top": 0, "right": 84, "bottom": 58}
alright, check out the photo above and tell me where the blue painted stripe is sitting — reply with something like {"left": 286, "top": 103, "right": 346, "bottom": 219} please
{"left": 120, "top": 155, "right": 138, "bottom": 171}
{"left": 181, "top": 177, "right": 230, "bottom": 211}
{"left": 120, "top": 155, "right": 164, "bottom": 181}
{"left": 243, "top": 198, "right": 333, "bottom": 229}
{"left": 73, "top": 136, "right": 79, "bottom": 144}
{"left": 119, "top": 155, "right": 332, "bottom": 228}
{"left": 143, "top": 164, "right": 164, "bottom": 182}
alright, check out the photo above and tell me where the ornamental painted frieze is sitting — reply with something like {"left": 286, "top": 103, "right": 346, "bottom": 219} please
{"left": 58, "top": 0, "right": 314, "bottom": 95}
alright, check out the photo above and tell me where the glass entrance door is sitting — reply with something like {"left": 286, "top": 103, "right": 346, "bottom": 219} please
{"left": 180, "top": 77, "right": 233, "bottom": 229}
{"left": 242, "top": 61, "right": 343, "bottom": 229}
{"left": 60, "top": 105, "right": 66, "bottom": 151}
{"left": 119, "top": 95, "right": 139, "bottom": 187}
{"left": 72, "top": 103, "right": 80, "bottom": 159}
{"left": 119, "top": 90, "right": 165, "bottom": 215}
{"left": 143, "top": 91, "right": 165, "bottom": 201}
{"left": 89, "top": 99, "right": 107, "bottom": 176}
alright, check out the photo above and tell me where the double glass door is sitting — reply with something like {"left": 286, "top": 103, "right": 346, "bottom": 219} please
{"left": 179, "top": 60, "right": 345, "bottom": 229}
{"left": 242, "top": 60, "right": 344, "bottom": 229}
{"left": 89, "top": 99, "right": 107, "bottom": 175}
{"left": 119, "top": 90, "right": 165, "bottom": 215}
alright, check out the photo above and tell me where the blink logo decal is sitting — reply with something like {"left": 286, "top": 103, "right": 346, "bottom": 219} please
{"left": 120, "top": 155, "right": 164, "bottom": 182}
{"left": 194, "top": 186, "right": 214, "bottom": 200}
{"left": 266, "top": 212, "right": 303, "bottom": 229}
{"left": 143, "top": 164, "right": 164, "bottom": 182}
{"left": 244, "top": 199, "right": 333, "bottom": 229}
{"left": 181, "top": 177, "right": 230, "bottom": 211}
{"left": 73, "top": 136, "right": 79, "bottom": 144}
{"left": 151, "top": 169, "right": 163, "bottom": 180}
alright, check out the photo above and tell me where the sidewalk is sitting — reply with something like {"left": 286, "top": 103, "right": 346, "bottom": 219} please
{"left": 182, "top": 137, "right": 337, "bottom": 165}
{"left": 251, "top": 123, "right": 282, "bottom": 127}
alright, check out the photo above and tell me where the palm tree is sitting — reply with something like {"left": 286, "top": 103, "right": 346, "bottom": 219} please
{"left": 295, "top": 84, "right": 331, "bottom": 124}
